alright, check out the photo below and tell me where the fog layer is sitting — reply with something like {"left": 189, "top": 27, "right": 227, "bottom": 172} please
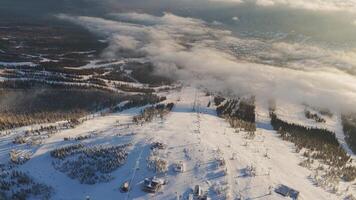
{"left": 59, "top": 12, "right": 356, "bottom": 113}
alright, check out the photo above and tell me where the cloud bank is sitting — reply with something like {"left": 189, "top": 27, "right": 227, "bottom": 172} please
{"left": 209, "top": 0, "right": 356, "bottom": 13}
{"left": 59, "top": 13, "right": 356, "bottom": 113}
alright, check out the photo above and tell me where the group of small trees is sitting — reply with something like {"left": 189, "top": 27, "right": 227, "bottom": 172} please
{"left": 147, "top": 142, "right": 168, "bottom": 174}
{"left": 12, "top": 120, "right": 81, "bottom": 146}
{"left": 133, "top": 103, "right": 174, "bottom": 124}
{"left": 113, "top": 83, "right": 155, "bottom": 93}
{"left": 114, "top": 94, "right": 166, "bottom": 112}
{"left": 241, "top": 165, "right": 256, "bottom": 177}
{"left": 304, "top": 110, "right": 326, "bottom": 123}
{"left": 50, "top": 143, "right": 84, "bottom": 159}
{"left": 51, "top": 144, "right": 130, "bottom": 184}
{"left": 213, "top": 96, "right": 226, "bottom": 106}
{"left": 147, "top": 155, "right": 169, "bottom": 174}
{"left": 64, "top": 134, "right": 93, "bottom": 141}
{"left": 0, "top": 167, "right": 52, "bottom": 200}
{"left": 216, "top": 97, "right": 256, "bottom": 132}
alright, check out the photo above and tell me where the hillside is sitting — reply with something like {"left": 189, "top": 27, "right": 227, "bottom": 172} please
{"left": 0, "top": 86, "right": 355, "bottom": 200}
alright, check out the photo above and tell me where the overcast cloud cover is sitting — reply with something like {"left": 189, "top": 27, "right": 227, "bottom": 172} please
{"left": 58, "top": 11, "right": 356, "bottom": 113}
{"left": 80, "top": 0, "right": 356, "bottom": 13}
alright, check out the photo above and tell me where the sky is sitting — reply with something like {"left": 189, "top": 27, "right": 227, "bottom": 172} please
{"left": 3, "top": 0, "right": 356, "bottom": 113}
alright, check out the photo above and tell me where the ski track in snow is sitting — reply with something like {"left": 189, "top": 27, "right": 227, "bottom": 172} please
{"left": 0, "top": 87, "right": 354, "bottom": 199}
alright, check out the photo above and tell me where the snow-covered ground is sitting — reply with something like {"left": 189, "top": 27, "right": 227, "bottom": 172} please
{"left": 69, "top": 58, "right": 148, "bottom": 69}
{"left": 1, "top": 87, "right": 355, "bottom": 199}
{"left": 0, "top": 61, "right": 38, "bottom": 67}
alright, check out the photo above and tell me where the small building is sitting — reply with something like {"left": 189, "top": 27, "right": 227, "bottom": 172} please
{"left": 174, "top": 161, "right": 185, "bottom": 173}
{"left": 9, "top": 150, "right": 30, "bottom": 164}
{"left": 142, "top": 177, "right": 165, "bottom": 193}
{"left": 275, "top": 184, "right": 299, "bottom": 199}
{"left": 192, "top": 185, "right": 210, "bottom": 200}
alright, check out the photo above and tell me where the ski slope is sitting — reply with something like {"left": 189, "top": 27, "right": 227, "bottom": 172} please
{"left": 1, "top": 87, "right": 354, "bottom": 199}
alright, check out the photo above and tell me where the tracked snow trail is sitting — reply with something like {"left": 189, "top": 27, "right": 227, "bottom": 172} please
{"left": 149, "top": 87, "right": 339, "bottom": 199}
{"left": 128, "top": 87, "right": 340, "bottom": 199}
{"left": 3, "top": 86, "right": 346, "bottom": 199}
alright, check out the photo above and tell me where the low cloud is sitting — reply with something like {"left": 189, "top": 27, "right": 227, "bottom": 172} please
{"left": 59, "top": 12, "right": 356, "bottom": 113}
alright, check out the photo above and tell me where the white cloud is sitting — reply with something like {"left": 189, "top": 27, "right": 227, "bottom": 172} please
{"left": 232, "top": 16, "right": 239, "bottom": 21}
{"left": 59, "top": 13, "right": 356, "bottom": 113}
{"left": 259, "top": 0, "right": 356, "bottom": 11}
{"left": 212, "top": 20, "right": 223, "bottom": 25}
{"left": 111, "top": 35, "right": 139, "bottom": 50}
{"left": 255, "top": 0, "right": 275, "bottom": 6}
{"left": 208, "top": 0, "right": 356, "bottom": 13}
{"left": 209, "top": 0, "right": 243, "bottom": 3}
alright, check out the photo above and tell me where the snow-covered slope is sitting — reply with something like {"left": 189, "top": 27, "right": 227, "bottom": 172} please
{"left": 274, "top": 100, "right": 355, "bottom": 158}
{"left": 1, "top": 87, "right": 355, "bottom": 200}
